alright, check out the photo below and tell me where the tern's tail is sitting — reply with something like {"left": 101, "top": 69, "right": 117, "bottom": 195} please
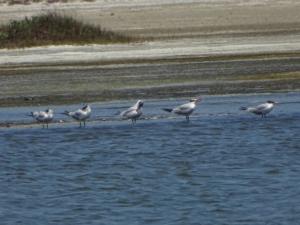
{"left": 240, "top": 106, "right": 248, "bottom": 111}
{"left": 162, "top": 108, "right": 173, "bottom": 113}
{"left": 114, "top": 110, "right": 121, "bottom": 116}
{"left": 62, "top": 111, "right": 70, "bottom": 116}
{"left": 27, "top": 112, "right": 34, "bottom": 117}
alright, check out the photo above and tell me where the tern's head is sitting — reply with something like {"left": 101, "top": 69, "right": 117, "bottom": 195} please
{"left": 82, "top": 104, "right": 91, "bottom": 111}
{"left": 190, "top": 96, "right": 202, "bottom": 104}
{"left": 136, "top": 100, "right": 144, "bottom": 109}
{"left": 267, "top": 100, "right": 278, "bottom": 104}
{"left": 45, "top": 108, "right": 54, "bottom": 114}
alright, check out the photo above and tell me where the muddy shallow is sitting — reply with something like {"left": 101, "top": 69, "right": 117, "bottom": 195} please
{"left": 0, "top": 53, "right": 300, "bottom": 107}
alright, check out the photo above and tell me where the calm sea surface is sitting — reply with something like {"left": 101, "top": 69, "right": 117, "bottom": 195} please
{"left": 0, "top": 93, "right": 300, "bottom": 225}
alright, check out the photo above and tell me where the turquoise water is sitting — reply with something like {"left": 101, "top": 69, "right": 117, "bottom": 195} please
{"left": 0, "top": 93, "right": 300, "bottom": 225}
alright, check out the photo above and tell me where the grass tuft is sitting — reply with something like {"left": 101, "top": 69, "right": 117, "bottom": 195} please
{"left": 0, "top": 12, "right": 136, "bottom": 48}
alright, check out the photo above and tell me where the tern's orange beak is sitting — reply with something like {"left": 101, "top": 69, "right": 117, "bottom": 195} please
{"left": 192, "top": 97, "right": 202, "bottom": 104}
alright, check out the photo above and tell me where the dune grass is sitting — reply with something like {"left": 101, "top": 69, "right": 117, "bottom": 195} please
{"left": 0, "top": 12, "right": 135, "bottom": 48}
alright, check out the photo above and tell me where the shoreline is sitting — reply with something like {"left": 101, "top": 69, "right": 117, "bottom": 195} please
{"left": 1, "top": 50, "right": 300, "bottom": 108}
{"left": 1, "top": 34, "right": 300, "bottom": 66}
{"left": 0, "top": 77, "right": 299, "bottom": 108}
{"left": 1, "top": 91, "right": 299, "bottom": 129}
{"left": 1, "top": 43, "right": 299, "bottom": 107}
{"left": 1, "top": 88, "right": 300, "bottom": 108}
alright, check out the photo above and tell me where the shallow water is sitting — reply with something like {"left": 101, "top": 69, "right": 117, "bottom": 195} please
{"left": 0, "top": 93, "right": 300, "bottom": 225}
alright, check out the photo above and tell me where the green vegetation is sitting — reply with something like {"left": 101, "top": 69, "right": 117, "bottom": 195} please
{"left": 0, "top": 12, "right": 135, "bottom": 48}
{"left": 231, "top": 71, "right": 300, "bottom": 81}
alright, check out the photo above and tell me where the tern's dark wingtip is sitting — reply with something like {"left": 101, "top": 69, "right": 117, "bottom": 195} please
{"left": 162, "top": 108, "right": 173, "bottom": 113}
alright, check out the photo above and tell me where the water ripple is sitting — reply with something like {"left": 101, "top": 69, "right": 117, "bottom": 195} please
{"left": 0, "top": 93, "right": 300, "bottom": 224}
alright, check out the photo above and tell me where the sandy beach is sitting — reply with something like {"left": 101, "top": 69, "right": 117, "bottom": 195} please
{"left": 1, "top": 0, "right": 300, "bottom": 38}
{"left": 0, "top": 0, "right": 300, "bottom": 106}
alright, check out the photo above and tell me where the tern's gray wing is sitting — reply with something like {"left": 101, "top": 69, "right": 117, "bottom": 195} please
{"left": 35, "top": 112, "right": 48, "bottom": 121}
{"left": 178, "top": 105, "right": 191, "bottom": 111}
{"left": 74, "top": 110, "right": 83, "bottom": 117}
{"left": 174, "top": 102, "right": 193, "bottom": 113}
{"left": 121, "top": 107, "right": 136, "bottom": 117}
{"left": 255, "top": 103, "right": 268, "bottom": 111}
{"left": 67, "top": 110, "right": 82, "bottom": 119}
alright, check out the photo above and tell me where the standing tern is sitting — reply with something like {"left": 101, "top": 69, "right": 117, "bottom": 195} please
{"left": 162, "top": 97, "right": 202, "bottom": 122}
{"left": 30, "top": 108, "right": 54, "bottom": 128}
{"left": 63, "top": 105, "right": 91, "bottom": 127}
{"left": 120, "top": 100, "right": 144, "bottom": 124}
{"left": 240, "top": 100, "right": 278, "bottom": 118}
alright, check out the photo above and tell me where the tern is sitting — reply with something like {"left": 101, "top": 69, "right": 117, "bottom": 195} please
{"left": 30, "top": 108, "right": 54, "bottom": 128}
{"left": 162, "top": 97, "right": 202, "bottom": 122}
{"left": 63, "top": 105, "right": 91, "bottom": 127}
{"left": 240, "top": 100, "right": 278, "bottom": 118}
{"left": 120, "top": 100, "right": 144, "bottom": 124}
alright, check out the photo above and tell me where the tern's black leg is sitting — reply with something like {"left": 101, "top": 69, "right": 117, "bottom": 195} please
{"left": 186, "top": 116, "right": 190, "bottom": 122}
{"left": 79, "top": 121, "right": 82, "bottom": 128}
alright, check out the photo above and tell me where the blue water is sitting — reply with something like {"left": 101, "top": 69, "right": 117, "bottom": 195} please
{"left": 0, "top": 93, "right": 300, "bottom": 225}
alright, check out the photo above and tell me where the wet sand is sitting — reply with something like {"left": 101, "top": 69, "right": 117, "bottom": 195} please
{"left": 0, "top": 0, "right": 300, "bottom": 106}
{"left": 1, "top": 54, "right": 300, "bottom": 107}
